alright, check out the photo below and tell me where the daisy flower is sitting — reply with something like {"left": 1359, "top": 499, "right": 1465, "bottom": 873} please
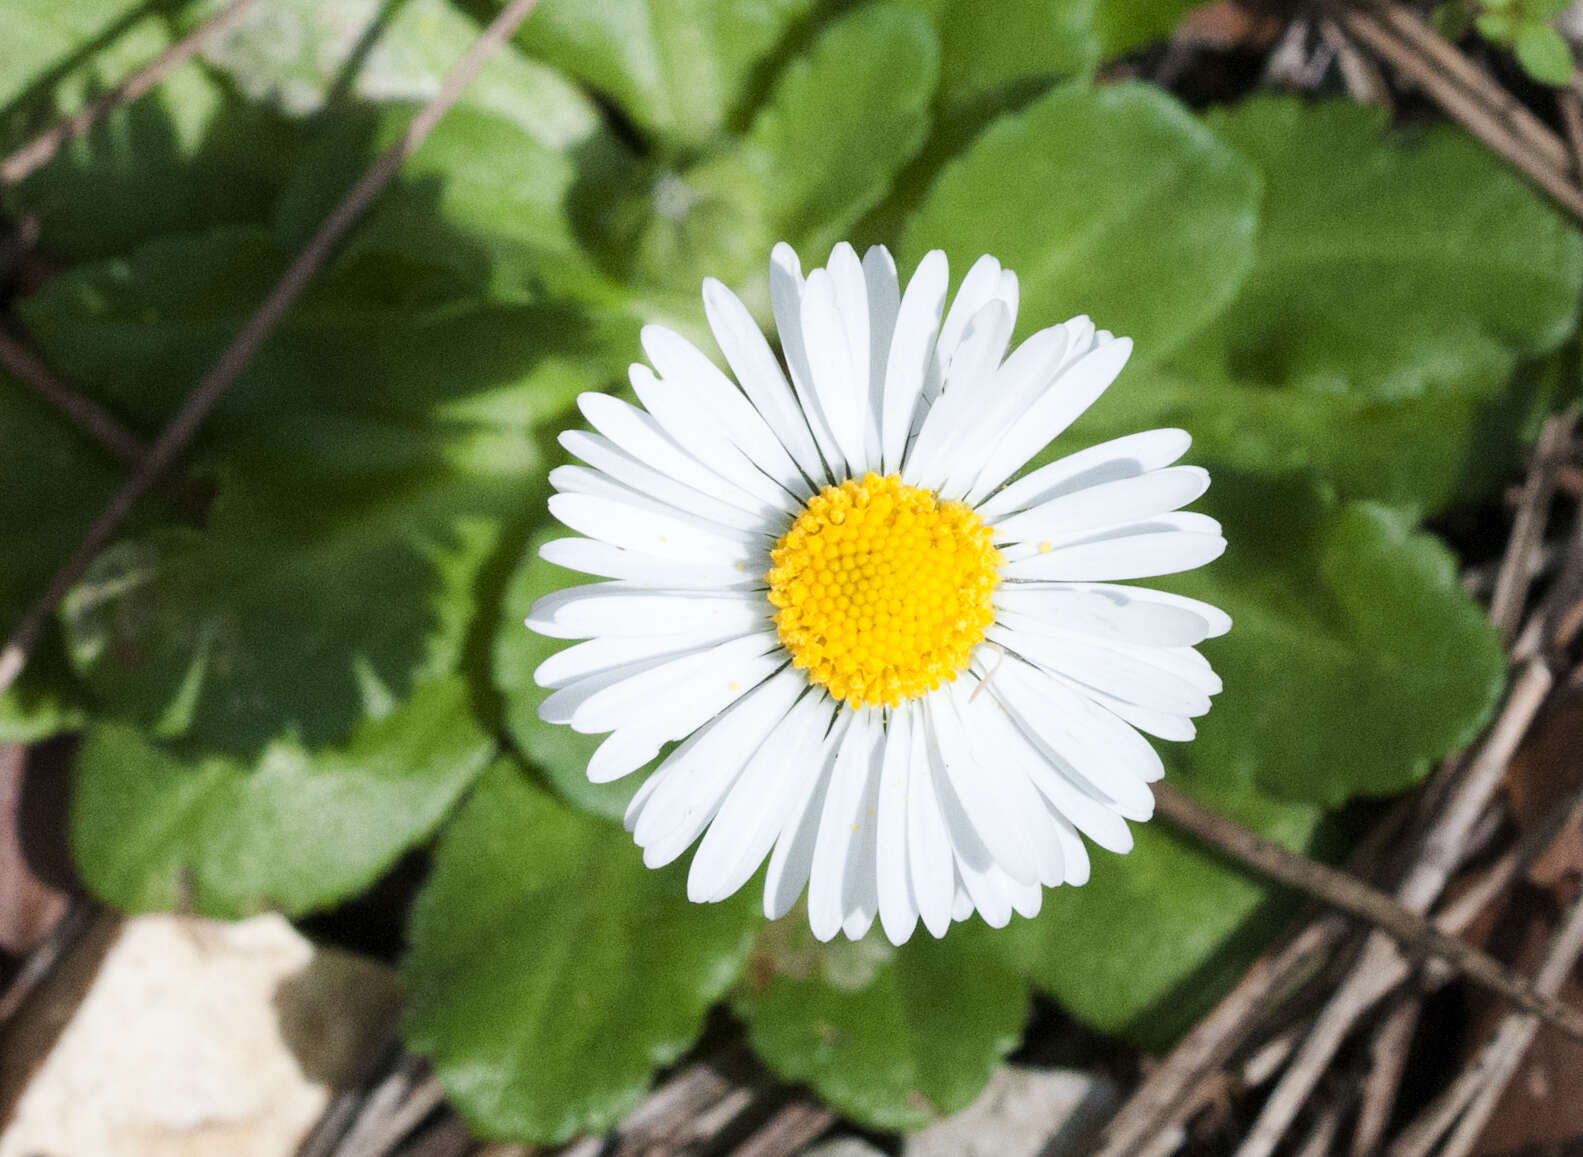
{"left": 527, "top": 242, "right": 1229, "bottom": 945}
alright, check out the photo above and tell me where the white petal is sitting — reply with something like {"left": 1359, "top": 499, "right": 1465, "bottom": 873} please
{"left": 906, "top": 708, "right": 955, "bottom": 938}
{"left": 641, "top": 324, "right": 810, "bottom": 498}
{"left": 559, "top": 430, "right": 767, "bottom": 533}
{"left": 828, "top": 244, "right": 873, "bottom": 467}
{"left": 568, "top": 631, "right": 781, "bottom": 734}
{"left": 632, "top": 667, "right": 805, "bottom": 865}
{"left": 993, "top": 587, "right": 1212, "bottom": 647}
{"left": 548, "top": 492, "right": 764, "bottom": 567}
{"left": 702, "top": 277, "right": 828, "bottom": 485}
{"left": 526, "top": 585, "right": 767, "bottom": 639}
{"left": 808, "top": 709, "right": 881, "bottom": 941}
{"left": 579, "top": 392, "right": 768, "bottom": 516}
{"left": 904, "top": 299, "right": 1014, "bottom": 491}
{"left": 1001, "top": 524, "right": 1226, "bottom": 582}
{"left": 875, "top": 704, "right": 919, "bottom": 945}
{"left": 961, "top": 336, "right": 1134, "bottom": 501}
{"left": 988, "top": 625, "right": 1212, "bottom": 717}
{"left": 765, "top": 711, "right": 851, "bottom": 919}
{"left": 986, "top": 654, "right": 1158, "bottom": 819}
{"left": 688, "top": 693, "right": 834, "bottom": 902}
{"left": 770, "top": 243, "right": 845, "bottom": 472}
{"left": 535, "top": 627, "right": 752, "bottom": 688}
{"left": 1068, "top": 583, "right": 1232, "bottom": 638}
{"left": 973, "top": 428, "right": 1193, "bottom": 521}
{"left": 993, "top": 467, "right": 1210, "bottom": 545}
{"left": 538, "top": 537, "right": 761, "bottom": 589}
{"left": 938, "top": 323, "right": 1071, "bottom": 500}
{"left": 924, "top": 255, "right": 1004, "bottom": 418}
{"left": 629, "top": 365, "right": 800, "bottom": 514}
{"left": 862, "top": 245, "right": 900, "bottom": 464}
{"left": 928, "top": 683, "right": 1041, "bottom": 886}
{"left": 801, "top": 267, "right": 868, "bottom": 477}
{"left": 881, "top": 250, "right": 948, "bottom": 475}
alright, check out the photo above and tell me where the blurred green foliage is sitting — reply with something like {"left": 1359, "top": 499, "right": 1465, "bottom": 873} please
{"left": 3, "top": 0, "right": 1579, "bottom": 1140}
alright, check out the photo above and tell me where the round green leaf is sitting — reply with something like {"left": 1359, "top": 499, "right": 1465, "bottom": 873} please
{"left": 897, "top": 0, "right": 1097, "bottom": 108}
{"left": 403, "top": 761, "right": 760, "bottom": 1144}
{"left": 494, "top": 528, "right": 638, "bottom": 820}
{"left": 902, "top": 83, "right": 1260, "bottom": 360}
{"left": 1205, "top": 97, "right": 1583, "bottom": 402}
{"left": 1005, "top": 769, "right": 1323, "bottom": 1046}
{"left": 509, "top": 0, "right": 814, "bottom": 154}
{"left": 736, "top": 922, "right": 1029, "bottom": 1131}
{"left": 1169, "top": 476, "right": 1506, "bottom": 805}
{"left": 71, "top": 677, "right": 494, "bottom": 919}
{"left": 1515, "top": 21, "right": 1574, "bottom": 85}
{"left": 633, "top": 1, "right": 941, "bottom": 290}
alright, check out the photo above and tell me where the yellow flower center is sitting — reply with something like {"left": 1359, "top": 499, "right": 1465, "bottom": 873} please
{"left": 766, "top": 473, "right": 1002, "bottom": 709}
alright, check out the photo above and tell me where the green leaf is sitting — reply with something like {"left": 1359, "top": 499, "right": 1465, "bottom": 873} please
{"left": 1005, "top": 767, "right": 1323, "bottom": 1045}
{"left": 1515, "top": 20, "right": 1574, "bottom": 84}
{"left": 185, "top": 0, "right": 607, "bottom": 143}
{"left": 71, "top": 676, "right": 494, "bottom": 919}
{"left": 0, "top": 0, "right": 146, "bottom": 110}
{"left": 3, "top": 12, "right": 306, "bottom": 262}
{"left": 1204, "top": 97, "right": 1583, "bottom": 402}
{"left": 897, "top": 0, "right": 1097, "bottom": 108}
{"left": 511, "top": 0, "right": 815, "bottom": 154}
{"left": 736, "top": 921, "right": 1028, "bottom": 1130}
{"left": 273, "top": 102, "right": 624, "bottom": 301}
{"left": 494, "top": 528, "right": 638, "bottom": 821}
{"left": 634, "top": 1, "right": 940, "bottom": 288}
{"left": 902, "top": 83, "right": 1260, "bottom": 360}
{"left": 0, "top": 374, "right": 124, "bottom": 741}
{"left": 403, "top": 761, "right": 760, "bottom": 1144}
{"left": 61, "top": 465, "right": 525, "bottom": 757}
{"left": 1170, "top": 475, "right": 1506, "bottom": 805}
{"left": 1094, "top": 0, "right": 1201, "bottom": 57}
{"left": 1476, "top": 9, "right": 1518, "bottom": 40}
{"left": 21, "top": 227, "right": 636, "bottom": 475}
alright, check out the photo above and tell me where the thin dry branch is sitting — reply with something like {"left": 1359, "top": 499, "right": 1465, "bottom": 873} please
{"left": 0, "top": 0, "right": 265, "bottom": 186}
{"left": 0, "top": 0, "right": 546, "bottom": 698}
{"left": 1154, "top": 780, "right": 1583, "bottom": 1042}
{"left": 1231, "top": 654, "right": 1556, "bottom": 1157}
{"left": 1388, "top": 882, "right": 1583, "bottom": 1157}
{"left": 1329, "top": 0, "right": 1583, "bottom": 219}
{"left": 1491, "top": 413, "right": 1577, "bottom": 643}
{"left": 0, "top": 331, "right": 145, "bottom": 464}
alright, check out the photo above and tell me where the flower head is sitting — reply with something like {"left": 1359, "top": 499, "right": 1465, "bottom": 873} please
{"left": 528, "top": 242, "right": 1229, "bottom": 944}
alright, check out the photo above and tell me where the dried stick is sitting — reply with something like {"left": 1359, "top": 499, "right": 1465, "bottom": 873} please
{"left": 0, "top": 0, "right": 546, "bottom": 698}
{"left": 1331, "top": 3, "right": 1583, "bottom": 219}
{"left": 1350, "top": 994, "right": 1421, "bottom": 1156}
{"left": 0, "top": 331, "right": 145, "bottom": 464}
{"left": 1091, "top": 915, "right": 1352, "bottom": 1157}
{"left": 1154, "top": 780, "right": 1583, "bottom": 1041}
{"left": 1560, "top": 92, "right": 1583, "bottom": 180}
{"left": 1388, "top": 883, "right": 1583, "bottom": 1157}
{"left": 730, "top": 1098, "right": 836, "bottom": 1157}
{"left": 1233, "top": 656, "right": 1556, "bottom": 1157}
{"left": 0, "top": 0, "right": 264, "bottom": 186}
{"left": 1491, "top": 414, "right": 1576, "bottom": 643}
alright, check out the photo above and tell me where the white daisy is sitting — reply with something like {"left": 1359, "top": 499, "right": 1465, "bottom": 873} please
{"left": 527, "top": 242, "right": 1229, "bottom": 945}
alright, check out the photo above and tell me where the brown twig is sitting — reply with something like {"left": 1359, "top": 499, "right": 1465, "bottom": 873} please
{"left": 1388, "top": 881, "right": 1583, "bottom": 1157}
{"left": 0, "top": 331, "right": 145, "bottom": 464}
{"left": 1330, "top": 1, "right": 1583, "bottom": 219}
{"left": 0, "top": 0, "right": 265, "bottom": 187}
{"left": 1232, "top": 653, "right": 1556, "bottom": 1157}
{"left": 1154, "top": 780, "right": 1583, "bottom": 1042}
{"left": 1491, "top": 414, "right": 1577, "bottom": 644}
{"left": 0, "top": 0, "right": 547, "bottom": 698}
{"left": 729, "top": 1098, "right": 836, "bottom": 1157}
{"left": 1350, "top": 994, "right": 1421, "bottom": 1155}
{"left": 1560, "top": 92, "right": 1583, "bottom": 181}
{"left": 1090, "top": 915, "right": 1351, "bottom": 1157}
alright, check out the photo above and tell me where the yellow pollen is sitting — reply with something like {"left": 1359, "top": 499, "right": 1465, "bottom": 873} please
{"left": 766, "top": 473, "right": 1002, "bottom": 709}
